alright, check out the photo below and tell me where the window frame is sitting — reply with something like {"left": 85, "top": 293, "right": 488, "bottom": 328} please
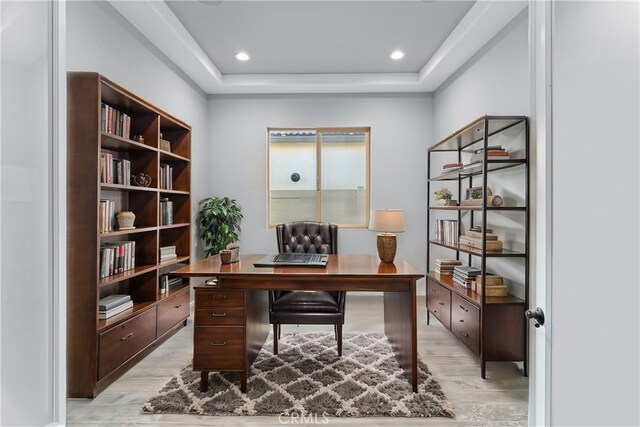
{"left": 267, "top": 126, "right": 370, "bottom": 229}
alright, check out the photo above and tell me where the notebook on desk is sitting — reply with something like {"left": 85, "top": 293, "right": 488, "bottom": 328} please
{"left": 253, "top": 253, "right": 329, "bottom": 267}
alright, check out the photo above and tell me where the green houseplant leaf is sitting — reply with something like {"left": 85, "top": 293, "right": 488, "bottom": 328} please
{"left": 197, "top": 197, "right": 243, "bottom": 257}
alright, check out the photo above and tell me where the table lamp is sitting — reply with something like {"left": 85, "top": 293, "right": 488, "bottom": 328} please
{"left": 369, "top": 209, "right": 405, "bottom": 263}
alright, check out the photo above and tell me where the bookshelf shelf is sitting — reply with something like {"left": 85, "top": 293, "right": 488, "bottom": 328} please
{"left": 68, "top": 72, "right": 192, "bottom": 398}
{"left": 426, "top": 115, "right": 529, "bottom": 379}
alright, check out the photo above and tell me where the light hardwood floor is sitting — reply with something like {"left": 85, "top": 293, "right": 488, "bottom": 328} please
{"left": 67, "top": 294, "right": 528, "bottom": 426}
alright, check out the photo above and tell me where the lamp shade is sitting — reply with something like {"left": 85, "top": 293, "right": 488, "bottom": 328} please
{"left": 369, "top": 209, "right": 405, "bottom": 233}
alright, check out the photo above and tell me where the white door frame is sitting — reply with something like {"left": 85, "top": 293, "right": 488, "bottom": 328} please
{"left": 528, "top": 1, "right": 553, "bottom": 425}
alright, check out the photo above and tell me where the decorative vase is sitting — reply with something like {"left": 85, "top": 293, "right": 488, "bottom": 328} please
{"left": 117, "top": 211, "right": 135, "bottom": 229}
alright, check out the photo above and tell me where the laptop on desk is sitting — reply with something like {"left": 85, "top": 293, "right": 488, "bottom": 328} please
{"left": 253, "top": 253, "right": 329, "bottom": 268}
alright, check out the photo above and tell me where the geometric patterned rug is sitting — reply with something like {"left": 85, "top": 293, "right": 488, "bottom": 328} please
{"left": 142, "top": 332, "right": 454, "bottom": 418}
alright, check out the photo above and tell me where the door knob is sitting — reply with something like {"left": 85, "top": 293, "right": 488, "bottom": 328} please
{"left": 525, "top": 307, "right": 545, "bottom": 328}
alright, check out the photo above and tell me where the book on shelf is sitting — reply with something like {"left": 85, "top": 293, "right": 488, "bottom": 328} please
{"left": 100, "top": 103, "right": 131, "bottom": 140}
{"left": 99, "top": 200, "right": 115, "bottom": 233}
{"left": 159, "top": 245, "right": 177, "bottom": 256}
{"left": 469, "top": 225, "right": 493, "bottom": 234}
{"left": 442, "top": 162, "right": 463, "bottom": 170}
{"left": 160, "top": 163, "right": 173, "bottom": 190}
{"left": 474, "top": 146, "right": 505, "bottom": 153}
{"left": 160, "top": 198, "right": 174, "bottom": 225}
{"left": 434, "top": 259, "right": 462, "bottom": 275}
{"left": 98, "top": 294, "right": 132, "bottom": 311}
{"left": 160, "top": 254, "right": 178, "bottom": 262}
{"left": 99, "top": 241, "right": 135, "bottom": 278}
{"left": 459, "top": 235, "right": 503, "bottom": 251}
{"left": 469, "top": 151, "right": 509, "bottom": 164}
{"left": 465, "top": 230, "right": 499, "bottom": 240}
{"left": 434, "top": 219, "right": 459, "bottom": 244}
{"left": 99, "top": 300, "right": 134, "bottom": 319}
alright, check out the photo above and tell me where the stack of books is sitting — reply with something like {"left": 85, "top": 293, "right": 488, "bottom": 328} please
{"left": 469, "top": 146, "right": 509, "bottom": 164}
{"left": 435, "top": 259, "right": 462, "bottom": 276}
{"left": 99, "top": 294, "right": 133, "bottom": 319}
{"left": 160, "top": 245, "right": 177, "bottom": 263}
{"left": 453, "top": 265, "right": 481, "bottom": 289}
{"left": 442, "top": 162, "right": 463, "bottom": 171}
{"left": 474, "top": 274, "right": 508, "bottom": 297}
{"left": 459, "top": 225, "right": 503, "bottom": 251}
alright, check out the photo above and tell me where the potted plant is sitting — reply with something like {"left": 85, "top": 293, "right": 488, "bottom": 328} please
{"left": 197, "top": 196, "right": 243, "bottom": 257}
{"left": 434, "top": 188, "right": 456, "bottom": 206}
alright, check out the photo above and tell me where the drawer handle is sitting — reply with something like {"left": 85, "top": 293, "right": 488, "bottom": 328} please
{"left": 120, "top": 332, "right": 133, "bottom": 341}
{"left": 212, "top": 295, "right": 228, "bottom": 300}
{"left": 175, "top": 304, "right": 182, "bottom": 309}
{"left": 459, "top": 330, "right": 469, "bottom": 338}
{"left": 211, "top": 341, "right": 227, "bottom": 346}
{"left": 211, "top": 312, "right": 227, "bottom": 317}
{"left": 459, "top": 305, "right": 468, "bottom": 312}
{"left": 459, "top": 319, "right": 464, "bottom": 322}
{"left": 438, "top": 302, "right": 445, "bottom": 306}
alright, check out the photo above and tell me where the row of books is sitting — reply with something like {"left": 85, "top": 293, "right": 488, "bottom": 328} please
{"left": 160, "top": 198, "right": 174, "bottom": 225}
{"left": 434, "top": 219, "right": 459, "bottom": 244}
{"left": 99, "top": 200, "right": 115, "bottom": 234}
{"left": 101, "top": 103, "right": 132, "bottom": 139}
{"left": 99, "top": 294, "right": 133, "bottom": 319}
{"left": 160, "top": 245, "right": 177, "bottom": 263}
{"left": 100, "top": 241, "right": 136, "bottom": 279}
{"left": 453, "top": 265, "right": 481, "bottom": 288}
{"left": 434, "top": 258, "right": 462, "bottom": 275}
{"left": 159, "top": 275, "right": 182, "bottom": 294}
{"left": 160, "top": 163, "right": 173, "bottom": 190}
{"left": 100, "top": 152, "right": 131, "bottom": 185}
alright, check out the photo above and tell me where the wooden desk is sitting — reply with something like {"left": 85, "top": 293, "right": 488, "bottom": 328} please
{"left": 173, "top": 254, "right": 424, "bottom": 392}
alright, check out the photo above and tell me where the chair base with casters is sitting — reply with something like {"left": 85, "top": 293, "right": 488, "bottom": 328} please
{"left": 270, "top": 221, "right": 346, "bottom": 357}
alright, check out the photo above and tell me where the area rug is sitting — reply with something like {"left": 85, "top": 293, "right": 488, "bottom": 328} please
{"left": 143, "top": 332, "right": 454, "bottom": 418}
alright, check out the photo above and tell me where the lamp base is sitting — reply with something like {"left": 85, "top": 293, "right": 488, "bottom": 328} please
{"left": 376, "top": 233, "right": 397, "bottom": 263}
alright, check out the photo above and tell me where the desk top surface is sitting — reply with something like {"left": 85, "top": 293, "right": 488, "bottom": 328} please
{"left": 173, "top": 254, "right": 423, "bottom": 279}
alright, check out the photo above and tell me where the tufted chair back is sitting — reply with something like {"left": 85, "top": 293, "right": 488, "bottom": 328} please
{"left": 276, "top": 221, "right": 338, "bottom": 255}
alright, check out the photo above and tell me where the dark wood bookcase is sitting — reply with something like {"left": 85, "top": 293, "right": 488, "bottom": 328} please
{"left": 426, "top": 116, "right": 529, "bottom": 378}
{"left": 67, "top": 72, "right": 192, "bottom": 397}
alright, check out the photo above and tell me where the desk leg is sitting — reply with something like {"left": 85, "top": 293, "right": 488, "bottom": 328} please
{"left": 383, "top": 280, "right": 418, "bottom": 392}
{"left": 200, "top": 371, "right": 209, "bottom": 392}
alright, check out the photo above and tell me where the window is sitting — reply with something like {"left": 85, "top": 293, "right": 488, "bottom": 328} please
{"left": 268, "top": 127, "right": 370, "bottom": 228}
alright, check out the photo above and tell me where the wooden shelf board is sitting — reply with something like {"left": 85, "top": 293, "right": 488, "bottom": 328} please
{"left": 99, "top": 226, "right": 157, "bottom": 237}
{"left": 100, "top": 132, "right": 157, "bottom": 152}
{"left": 429, "top": 240, "right": 526, "bottom": 258}
{"left": 428, "top": 116, "right": 527, "bottom": 152}
{"left": 97, "top": 301, "right": 156, "bottom": 333}
{"left": 159, "top": 223, "right": 190, "bottom": 230}
{"left": 101, "top": 183, "right": 157, "bottom": 193}
{"left": 98, "top": 265, "right": 157, "bottom": 288}
{"left": 429, "top": 206, "right": 526, "bottom": 212}
{"left": 159, "top": 189, "right": 189, "bottom": 195}
{"left": 427, "top": 271, "right": 525, "bottom": 305}
{"left": 159, "top": 256, "right": 190, "bottom": 268}
{"left": 159, "top": 150, "right": 190, "bottom": 163}
{"left": 430, "top": 159, "right": 526, "bottom": 181}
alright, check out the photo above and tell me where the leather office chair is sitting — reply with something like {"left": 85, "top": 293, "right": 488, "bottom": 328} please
{"left": 270, "top": 221, "right": 346, "bottom": 356}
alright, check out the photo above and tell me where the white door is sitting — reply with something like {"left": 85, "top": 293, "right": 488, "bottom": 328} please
{"left": 531, "top": 1, "right": 639, "bottom": 425}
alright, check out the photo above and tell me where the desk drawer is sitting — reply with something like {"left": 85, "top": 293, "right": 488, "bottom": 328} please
{"left": 196, "top": 307, "right": 244, "bottom": 326}
{"left": 157, "top": 288, "right": 190, "bottom": 337}
{"left": 98, "top": 308, "right": 156, "bottom": 379}
{"left": 427, "top": 279, "right": 451, "bottom": 329}
{"left": 193, "top": 326, "right": 244, "bottom": 371}
{"left": 196, "top": 289, "right": 244, "bottom": 308}
{"left": 451, "top": 294, "right": 480, "bottom": 355}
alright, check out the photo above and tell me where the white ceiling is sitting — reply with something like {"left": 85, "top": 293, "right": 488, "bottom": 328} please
{"left": 109, "top": 0, "right": 527, "bottom": 94}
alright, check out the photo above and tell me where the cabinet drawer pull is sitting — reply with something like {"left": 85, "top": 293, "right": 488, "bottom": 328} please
{"left": 438, "top": 302, "right": 445, "bottom": 306}
{"left": 211, "top": 312, "right": 227, "bottom": 317}
{"left": 120, "top": 332, "right": 133, "bottom": 341}
{"left": 459, "top": 305, "right": 468, "bottom": 312}
{"left": 175, "top": 304, "right": 182, "bottom": 309}
{"left": 211, "top": 295, "right": 228, "bottom": 300}
{"left": 459, "top": 330, "right": 469, "bottom": 338}
{"left": 210, "top": 341, "right": 227, "bottom": 346}
{"left": 459, "top": 319, "right": 464, "bottom": 322}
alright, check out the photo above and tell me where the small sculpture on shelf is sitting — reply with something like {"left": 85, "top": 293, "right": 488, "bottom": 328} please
{"left": 132, "top": 134, "right": 144, "bottom": 143}
{"left": 133, "top": 172, "right": 151, "bottom": 187}
{"left": 434, "top": 187, "right": 457, "bottom": 206}
{"left": 116, "top": 211, "right": 135, "bottom": 230}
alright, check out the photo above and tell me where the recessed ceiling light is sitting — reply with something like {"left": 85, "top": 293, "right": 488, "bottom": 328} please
{"left": 236, "top": 52, "right": 250, "bottom": 61}
{"left": 390, "top": 50, "right": 405, "bottom": 60}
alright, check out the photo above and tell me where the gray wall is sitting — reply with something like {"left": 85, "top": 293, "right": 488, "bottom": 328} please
{"left": 67, "top": 1, "right": 210, "bottom": 259}
{"left": 207, "top": 93, "right": 432, "bottom": 290}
